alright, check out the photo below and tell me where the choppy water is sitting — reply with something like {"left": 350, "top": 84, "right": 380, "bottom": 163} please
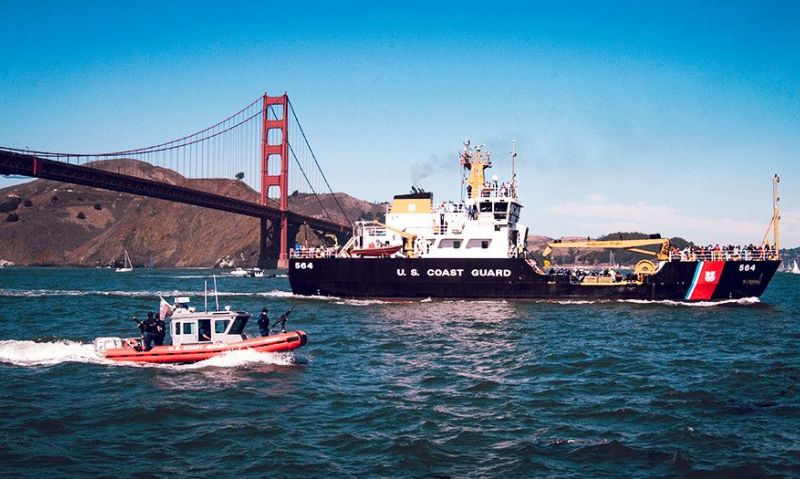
{"left": 0, "top": 267, "right": 798, "bottom": 478}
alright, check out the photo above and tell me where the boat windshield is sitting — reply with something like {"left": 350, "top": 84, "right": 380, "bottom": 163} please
{"left": 229, "top": 315, "right": 249, "bottom": 334}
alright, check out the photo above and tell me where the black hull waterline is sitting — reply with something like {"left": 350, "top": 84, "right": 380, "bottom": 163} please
{"left": 289, "top": 258, "right": 780, "bottom": 301}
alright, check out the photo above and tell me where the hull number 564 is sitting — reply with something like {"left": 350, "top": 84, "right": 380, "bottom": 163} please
{"left": 739, "top": 264, "right": 756, "bottom": 272}
{"left": 296, "top": 262, "right": 314, "bottom": 270}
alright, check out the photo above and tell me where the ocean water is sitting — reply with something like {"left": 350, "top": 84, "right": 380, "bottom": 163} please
{"left": 0, "top": 267, "right": 798, "bottom": 478}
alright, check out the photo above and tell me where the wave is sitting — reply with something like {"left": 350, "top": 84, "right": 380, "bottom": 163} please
{"left": 180, "top": 349, "right": 297, "bottom": 369}
{"left": 618, "top": 297, "right": 760, "bottom": 307}
{"left": 0, "top": 339, "right": 298, "bottom": 370}
{"left": 0, "top": 288, "right": 294, "bottom": 299}
{"left": 0, "top": 339, "right": 104, "bottom": 366}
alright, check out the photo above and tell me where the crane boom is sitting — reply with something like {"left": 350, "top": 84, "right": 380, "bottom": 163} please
{"left": 542, "top": 238, "right": 670, "bottom": 260}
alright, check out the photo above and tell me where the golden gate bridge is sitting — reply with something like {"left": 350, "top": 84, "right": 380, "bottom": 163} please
{"left": 0, "top": 93, "right": 351, "bottom": 268}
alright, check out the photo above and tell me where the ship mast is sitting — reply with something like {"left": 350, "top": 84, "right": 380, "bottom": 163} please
{"left": 774, "top": 174, "right": 780, "bottom": 254}
{"left": 511, "top": 139, "right": 518, "bottom": 199}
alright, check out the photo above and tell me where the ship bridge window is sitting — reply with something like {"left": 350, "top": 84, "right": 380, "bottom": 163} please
{"left": 229, "top": 315, "right": 249, "bottom": 335}
{"left": 438, "top": 239, "right": 462, "bottom": 249}
{"left": 182, "top": 322, "right": 195, "bottom": 335}
{"left": 174, "top": 322, "right": 180, "bottom": 335}
{"left": 479, "top": 202, "right": 492, "bottom": 212}
{"left": 466, "top": 239, "right": 492, "bottom": 249}
{"left": 214, "top": 319, "right": 230, "bottom": 334}
{"left": 493, "top": 202, "right": 508, "bottom": 212}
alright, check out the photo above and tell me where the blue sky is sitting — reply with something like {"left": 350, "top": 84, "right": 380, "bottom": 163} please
{"left": 1, "top": 1, "right": 799, "bottom": 246}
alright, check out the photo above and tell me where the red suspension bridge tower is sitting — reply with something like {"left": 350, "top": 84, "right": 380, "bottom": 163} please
{"left": 260, "top": 93, "right": 290, "bottom": 268}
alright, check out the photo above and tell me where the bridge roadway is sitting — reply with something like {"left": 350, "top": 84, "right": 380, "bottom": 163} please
{"left": 0, "top": 150, "right": 349, "bottom": 235}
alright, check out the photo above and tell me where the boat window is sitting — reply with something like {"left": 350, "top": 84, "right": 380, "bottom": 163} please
{"left": 228, "top": 315, "right": 249, "bottom": 334}
{"left": 494, "top": 202, "right": 508, "bottom": 212}
{"left": 198, "top": 319, "right": 211, "bottom": 342}
{"left": 438, "top": 239, "right": 462, "bottom": 249}
{"left": 214, "top": 319, "right": 230, "bottom": 334}
{"left": 182, "top": 322, "right": 195, "bottom": 335}
{"left": 466, "top": 239, "right": 492, "bottom": 249}
{"left": 479, "top": 202, "right": 492, "bottom": 212}
{"left": 174, "top": 322, "right": 180, "bottom": 335}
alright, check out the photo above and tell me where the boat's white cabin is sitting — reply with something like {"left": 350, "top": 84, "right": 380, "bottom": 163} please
{"left": 168, "top": 299, "right": 251, "bottom": 347}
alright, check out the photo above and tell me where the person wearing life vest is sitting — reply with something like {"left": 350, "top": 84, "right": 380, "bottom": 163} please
{"left": 154, "top": 314, "right": 166, "bottom": 346}
{"left": 257, "top": 307, "right": 270, "bottom": 336}
{"left": 141, "top": 312, "right": 159, "bottom": 351}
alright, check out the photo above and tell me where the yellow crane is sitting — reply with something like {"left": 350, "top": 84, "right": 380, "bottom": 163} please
{"left": 542, "top": 237, "right": 671, "bottom": 275}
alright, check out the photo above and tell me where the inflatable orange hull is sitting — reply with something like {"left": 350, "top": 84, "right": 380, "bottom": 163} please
{"left": 103, "top": 331, "right": 307, "bottom": 364}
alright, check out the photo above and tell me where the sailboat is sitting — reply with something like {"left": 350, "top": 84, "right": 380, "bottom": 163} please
{"left": 115, "top": 250, "right": 133, "bottom": 272}
{"left": 791, "top": 259, "right": 800, "bottom": 275}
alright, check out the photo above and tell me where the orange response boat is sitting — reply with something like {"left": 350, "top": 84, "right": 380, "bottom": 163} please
{"left": 94, "top": 297, "right": 307, "bottom": 364}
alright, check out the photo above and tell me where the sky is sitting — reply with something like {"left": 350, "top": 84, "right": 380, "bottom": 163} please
{"left": 1, "top": 0, "right": 799, "bottom": 246}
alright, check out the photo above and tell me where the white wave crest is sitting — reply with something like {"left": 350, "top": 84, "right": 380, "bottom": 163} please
{"left": 180, "top": 349, "right": 297, "bottom": 369}
{"left": 618, "top": 297, "right": 760, "bottom": 307}
{"left": 0, "top": 339, "right": 104, "bottom": 366}
{"left": 257, "top": 289, "right": 295, "bottom": 298}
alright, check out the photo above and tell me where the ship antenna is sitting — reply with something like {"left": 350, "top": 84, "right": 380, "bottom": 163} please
{"left": 213, "top": 274, "right": 220, "bottom": 311}
{"left": 204, "top": 280, "right": 208, "bottom": 312}
{"left": 511, "top": 139, "right": 518, "bottom": 198}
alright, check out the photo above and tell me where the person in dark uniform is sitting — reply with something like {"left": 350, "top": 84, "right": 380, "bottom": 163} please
{"left": 154, "top": 314, "right": 166, "bottom": 346}
{"left": 257, "top": 307, "right": 270, "bottom": 336}
{"left": 142, "top": 312, "right": 159, "bottom": 351}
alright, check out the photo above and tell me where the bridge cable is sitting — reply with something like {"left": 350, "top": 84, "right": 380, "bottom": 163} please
{"left": 287, "top": 99, "right": 351, "bottom": 225}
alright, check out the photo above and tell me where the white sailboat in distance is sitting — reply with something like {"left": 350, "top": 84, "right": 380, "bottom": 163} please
{"left": 115, "top": 250, "right": 133, "bottom": 272}
{"left": 791, "top": 259, "right": 800, "bottom": 275}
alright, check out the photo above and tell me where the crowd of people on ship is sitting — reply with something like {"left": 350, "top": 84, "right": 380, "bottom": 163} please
{"left": 668, "top": 243, "right": 777, "bottom": 261}
{"left": 547, "top": 267, "right": 634, "bottom": 283}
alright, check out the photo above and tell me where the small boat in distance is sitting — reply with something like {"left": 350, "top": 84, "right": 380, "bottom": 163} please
{"left": 791, "top": 259, "right": 800, "bottom": 275}
{"left": 94, "top": 296, "right": 306, "bottom": 364}
{"left": 115, "top": 249, "right": 133, "bottom": 272}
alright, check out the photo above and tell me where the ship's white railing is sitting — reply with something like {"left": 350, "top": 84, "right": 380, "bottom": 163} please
{"left": 479, "top": 184, "right": 515, "bottom": 198}
{"left": 667, "top": 249, "right": 778, "bottom": 262}
{"left": 290, "top": 248, "right": 339, "bottom": 259}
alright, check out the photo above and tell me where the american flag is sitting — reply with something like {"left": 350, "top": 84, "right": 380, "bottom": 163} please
{"left": 159, "top": 296, "right": 173, "bottom": 319}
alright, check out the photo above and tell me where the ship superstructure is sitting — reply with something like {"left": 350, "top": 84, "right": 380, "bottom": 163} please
{"left": 342, "top": 141, "right": 527, "bottom": 260}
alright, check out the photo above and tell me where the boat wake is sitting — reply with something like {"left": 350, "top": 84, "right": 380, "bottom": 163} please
{"left": 0, "top": 339, "right": 299, "bottom": 369}
{"left": 0, "top": 288, "right": 292, "bottom": 299}
{"left": 0, "top": 339, "right": 104, "bottom": 366}
{"left": 180, "top": 349, "right": 298, "bottom": 369}
{"left": 618, "top": 297, "right": 761, "bottom": 307}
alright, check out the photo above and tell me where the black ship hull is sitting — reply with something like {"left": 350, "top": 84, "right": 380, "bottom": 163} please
{"left": 288, "top": 258, "right": 780, "bottom": 301}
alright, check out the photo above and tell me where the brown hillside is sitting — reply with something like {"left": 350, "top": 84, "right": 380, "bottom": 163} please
{"left": 0, "top": 159, "right": 382, "bottom": 267}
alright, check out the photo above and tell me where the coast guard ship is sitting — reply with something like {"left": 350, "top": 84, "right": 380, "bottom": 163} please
{"left": 289, "top": 141, "right": 781, "bottom": 301}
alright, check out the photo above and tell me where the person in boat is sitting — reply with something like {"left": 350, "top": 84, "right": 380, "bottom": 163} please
{"left": 154, "top": 314, "right": 166, "bottom": 346}
{"left": 141, "top": 312, "right": 159, "bottom": 351}
{"left": 199, "top": 324, "right": 211, "bottom": 342}
{"left": 258, "top": 307, "right": 270, "bottom": 337}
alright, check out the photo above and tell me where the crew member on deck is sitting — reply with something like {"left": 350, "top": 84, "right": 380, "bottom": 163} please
{"left": 154, "top": 314, "right": 166, "bottom": 346}
{"left": 142, "top": 312, "right": 159, "bottom": 351}
{"left": 258, "top": 307, "right": 270, "bottom": 336}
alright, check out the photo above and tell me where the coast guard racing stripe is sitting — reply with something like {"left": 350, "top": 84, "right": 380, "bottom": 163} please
{"left": 685, "top": 261, "right": 725, "bottom": 301}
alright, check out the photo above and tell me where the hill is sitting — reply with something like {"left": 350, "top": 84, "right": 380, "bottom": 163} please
{"left": 0, "top": 159, "right": 383, "bottom": 267}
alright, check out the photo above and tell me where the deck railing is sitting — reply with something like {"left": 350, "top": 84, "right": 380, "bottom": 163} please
{"left": 667, "top": 249, "right": 778, "bottom": 262}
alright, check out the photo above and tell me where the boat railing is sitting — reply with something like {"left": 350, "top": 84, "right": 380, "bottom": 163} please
{"left": 290, "top": 248, "right": 339, "bottom": 259}
{"left": 667, "top": 249, "right": 778, "bottom": 262}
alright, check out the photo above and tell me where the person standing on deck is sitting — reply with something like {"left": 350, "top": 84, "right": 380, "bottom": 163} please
{"left": 142, "top": 312, "right": 159, "bottom": 351}
{"left": 258, "top": 307, "right": 270, "bottom": 336}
